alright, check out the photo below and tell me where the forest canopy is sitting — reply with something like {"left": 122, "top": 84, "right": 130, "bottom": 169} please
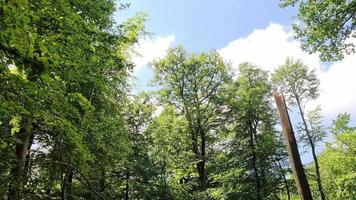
{"left": 0, "top": 0, "right": 355, "bottom": 200}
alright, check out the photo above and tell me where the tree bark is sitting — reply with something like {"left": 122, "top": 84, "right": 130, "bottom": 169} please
{"left": 24, "top": 132, "right": 34, "bottom": 183}
{"left": 249, "top": 120, "right": 262, "bottom": 200}
{"left": 124, "top": 170, "right": 130, "bottom": 200}
{"left": 8, "top": 120, "right": 32, "bottom": 200}
{"left": 160, "top": 157, "right": 168, "bottom": 200}
{"left": 273, "top": 93, "right": 313, "bottom": 200}
{"left": 61, "top": 170, "right": 73, "bottom": 200}
{"left": 187, "top": 114, "right": 207, "bottom": 191}
{"left": 278, "top": 160, "right": 291, "bottom": 200}
{"left": 295, "top": 95, "right": 325, "bottom": 200}
{"left": 198, "top": 127, "right": 207, "bottom": 191}
{"left": 99, "top": 167, "right": 106, "bottom": 193}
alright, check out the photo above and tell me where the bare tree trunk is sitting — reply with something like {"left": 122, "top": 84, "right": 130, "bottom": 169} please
{"left": 8, "top": 120, "right": 31, "bottom": 200}
{"left": 274, "top": 93, "right": 313, "bottom": 200}
{"left": 295, "top": 95, "right": 325, "bottom": 200}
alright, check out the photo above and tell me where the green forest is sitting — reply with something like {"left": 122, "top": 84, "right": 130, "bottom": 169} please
{"left": 0, "top": 0, "right": 355, "bottom": 200}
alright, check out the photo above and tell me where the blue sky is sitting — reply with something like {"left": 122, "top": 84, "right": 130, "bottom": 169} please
{"left": 115, "top": 0, "right": 299, "bottom": 94}
{"left": 115, "top": 1, "right": 356, "bottom": 163}
{"left": 116, "top": 0, "right": 297, "bottom": 52}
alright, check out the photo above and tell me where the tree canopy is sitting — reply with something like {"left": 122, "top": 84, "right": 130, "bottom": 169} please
{"left": 280, "top": 0, "right": 356, "bottom": 61}
{"left": 0, "top": 1, "right": 354, "bottom": 200}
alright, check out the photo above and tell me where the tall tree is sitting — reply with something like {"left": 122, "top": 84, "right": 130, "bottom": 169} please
{"left": 273, "top": 58, "right": 325, "bottom": 200}
{"left": 298, "top": 105, "right": 327, "bottom": 199}
{"left": 147, "top": 105, "right": 195, "bottom": 200}
{"left": 280, "top": 0, "right": 356, "bottom": 61}
{"left": 0, "top": 0, "right": 145, "bottom": 199}
{"left": 212, "top": 63, "right": 286, "bottom": 199}
{"left": 298, "top": 106, "right": 326, "bottom": 150}
{"left": 121, "top": 94, "right": 159, "bottom": 200}
{"left": 153, "top": 46, "right": 231, "bottom": 196}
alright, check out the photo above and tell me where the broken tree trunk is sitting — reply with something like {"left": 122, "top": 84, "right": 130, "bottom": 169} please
{"left": 273, "top": 92, "right": 313, "bottom": 200}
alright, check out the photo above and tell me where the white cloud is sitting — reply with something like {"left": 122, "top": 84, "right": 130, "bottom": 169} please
{"left": 131, "top": 35, "right": 175, "bottom": 73}
{"left": 317, "top": 51, "right": 356, "bottom": 118}
{"left": 219, "top": 23, "right": 356, "bottom": 119}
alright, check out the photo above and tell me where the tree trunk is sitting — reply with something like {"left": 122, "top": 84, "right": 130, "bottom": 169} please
{"left": 8, "top": 120, "right": 32, "bottom": 200}
{"left": 274, "top": 93, "right": 313, "bottom": 200}
{"left": 311, "top": 143, "right": 325, "bottom": 200}
{"left": 278, "top": 160, "right": 291, "bottom": 200}
{"left": 249, "top": 121, "right": 262, "bottom": 200}
{"left": 160, "top": 157, "right": 167, "bottom": 200}
{"left": 295, "top": 95, "right": 325, "bottom": 200}
{"left": 24, "top": 132, "right": 34, "bottom": 183}
{"left": 197, "top": 161, "right": 206, "bottom": 191}
{"left": 99, "top": 167, "right": 106, "bottom": 193}
{"left": 61, "top": 170, "right": 73, "bottom": 200}
{"left": 124, "top": 170, "right": 130, "bottom": 200}
{"left": 198, "top": 126, "right": 207, "bottom": 191}
{"left": 188, "top": 120, "right": 207, "bottom": 191}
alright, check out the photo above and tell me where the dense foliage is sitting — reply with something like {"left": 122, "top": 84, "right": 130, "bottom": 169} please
{"left": 0, "top": 1, "right": 354, "bottom": 200}
{"left": 280, "top": 0, "right": 356, "bottom": 61}
{"left": 0, "top": 0, "right": 144, "bottom": 199}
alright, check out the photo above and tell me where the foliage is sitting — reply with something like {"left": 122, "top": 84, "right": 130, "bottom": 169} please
{"left": 273, "top": 58, "right": 326, "bottom": 200}
{"left": 331, "top": 112, "right": 354, "bottom": 134}
{"left": 280, "top": 0, "right": 356, "bottom": 61}
{"left": 318, "top": 131, "right": 356, "bottom": 200}
{"left": 0, "top": 0, "right": 145, "bottom": 199}
{"left": 153, "top": 46, "right": 232, "bottom": 197}
{"left": 117, "top": 94, "right": 160, "bottom": 200}
{"left": 273, "top": 57, "right": 319, "bottom": 106}
{"left": 1, "top": 1, "right": 354, "bottom": 199}
{"left": 297, "top": 105, "right": 326, "bottom": 150}
{"left": 147, "top": 105, "right": 195, "bottom": 199}
{"left": 210, "top": 63, "right": 287, "bottom": 199}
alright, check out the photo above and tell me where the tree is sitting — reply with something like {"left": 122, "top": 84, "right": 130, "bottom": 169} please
{"left": 0, "top": 1, "right": 145, "bottom": 199}
{"left": 318, "top": 129, "right": 356, "bottom": 199}
{"left": 299, "top": 106, "right": 326, "bottom": 149}
{"left": 331, "top": 112, "right": 354, "bottom": 134}
{"left": 120, "top": 94, "right": 159, "bottom": 200}
{"left": 298, "top": 106, "right": 327, "bottom": 198}
{"left": 153, "top": 46, "right": 232, "bottom": 196}
{"left": 318, "top": 113, "right": 356, "bottom": 199}
{"left": 273, "top": 58, "right": 326, "bottom": 200}
{"left": 280, "top": 0, "right": 356, "bottom": 61}
{"left": 147, "top": 105, "right": 195, "bottom": 200}
{"left": 212, "top": 63, "right": 286, "bottom": 199}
